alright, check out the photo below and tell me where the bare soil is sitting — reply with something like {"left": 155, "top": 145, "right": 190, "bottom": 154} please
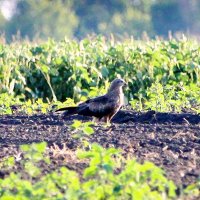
{"left": 0, "top": 109, "right": 200, "bottom": 190}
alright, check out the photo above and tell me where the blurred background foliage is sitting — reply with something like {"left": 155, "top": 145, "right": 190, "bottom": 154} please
{"left": 0, "top": 0, "right": 200, "bottom": 41}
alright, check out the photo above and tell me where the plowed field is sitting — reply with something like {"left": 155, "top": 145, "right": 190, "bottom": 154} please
{"left": 0, "top": 110, "right": 200, "bottom": 190}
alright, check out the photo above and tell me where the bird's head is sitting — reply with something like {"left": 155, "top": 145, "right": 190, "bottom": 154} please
{"left": 108, "top": 78, "right": 127, "bottom": 91}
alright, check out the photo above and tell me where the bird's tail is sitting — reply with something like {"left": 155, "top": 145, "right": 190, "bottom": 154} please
{"left": 55, "top": 106, "right": 78, "bottom": 116}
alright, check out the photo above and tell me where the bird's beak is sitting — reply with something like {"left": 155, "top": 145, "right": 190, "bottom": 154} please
{"left": 123, "top": 82, "right": 128, "bottom": 87}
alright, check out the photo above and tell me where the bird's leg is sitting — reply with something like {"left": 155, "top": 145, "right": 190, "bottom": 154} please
{"left": 92, "top": 117, "right": 100, "bottom": 125}
{"left": 105, "top": 117, "right": 111, "bottom": 127}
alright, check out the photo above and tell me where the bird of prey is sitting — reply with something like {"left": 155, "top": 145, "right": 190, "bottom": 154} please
{"left": 55, "top": 78, "right": 126, "bottom": 124}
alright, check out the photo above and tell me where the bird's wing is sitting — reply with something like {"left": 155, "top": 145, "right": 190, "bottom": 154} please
{"left": 77, "top": 95, "right": 118, "bottom": 117}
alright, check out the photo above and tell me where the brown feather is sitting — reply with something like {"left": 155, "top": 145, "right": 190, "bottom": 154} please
{"left": 55, "top": 78, "right": 126, "bottom": 123}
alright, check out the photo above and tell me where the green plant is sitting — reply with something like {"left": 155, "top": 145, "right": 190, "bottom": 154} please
{"left": 183, "top": 179, "right": 200, "bottom": 198}
{"left": 130, "top": 81, "right": 200, "bottom": 113}
{"left": 71, "top": 120, "right": 95, "bottom": 148}
{"left": 0, "top": 93, "right": 23, "bottom": 114}
{"left": 77, "top": 144, "right": 177, "bottom": 200}
{"left": 1, "top": 36, "right": 200, "bottom": 106}
{"left": 1, "top": 132, "right": 200, "bottom": 200}
{"left": 0, "top": 142, "right": 179, "bottom": 200}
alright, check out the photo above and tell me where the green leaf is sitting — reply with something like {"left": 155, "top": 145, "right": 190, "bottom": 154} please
{"left": 102, "top": 164, "right": 113, "bottom": 173}
{"left": 83, "top": 126, "right": 94, "bottom": 135}
{"left": 34, "top": 142, "right": 47, "bottom": 153}
{"left": 101, "top": 66, "right": 109, "bottom": 77}
{"left": 5, "top": 157, "right": 15, "bottom": 167}
{"left": 72, "top": 120, "right": 82, "bottom": 129}
{"left": 168, "top": 180, "right": 177, "bottom": 197}
{"left": 20, "top": 144, "right": 30, "bottom": 152}
{"left": 83, "top": 166, "right": 98, "bottom": 178}
{"left": 25, "top": 162, "right": 41, "bottom": 177}
{"left": 40, "top": 65, "right": 49, "bottom": 74}
{"left": 113, "top": 184, "right": 122, "bottom": 193}
{"left": 77, "top": 151, "right": 95, "bottom": 159}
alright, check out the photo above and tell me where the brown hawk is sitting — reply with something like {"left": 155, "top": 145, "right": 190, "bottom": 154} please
{"left": 55, "top": 78, "right": 126, "bottom": 124}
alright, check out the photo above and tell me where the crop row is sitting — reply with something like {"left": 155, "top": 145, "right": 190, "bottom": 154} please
{"left": 0, "top": 36, "right": 200, "bottom": 112}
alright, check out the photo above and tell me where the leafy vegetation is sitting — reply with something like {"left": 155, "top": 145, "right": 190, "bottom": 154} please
{"left": 0, "top": 122, "right": 199, "bottom": 199}
{"left": 0, "top": 141, "right": 177, "bottom": 199}
{"left": 0, "top": 36, "right": 200, "bottom": 114}
{"left": 0, "top": 36, "right": 200, "bottom": 198}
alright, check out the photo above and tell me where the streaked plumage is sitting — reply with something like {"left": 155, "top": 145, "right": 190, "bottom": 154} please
{"left": 55, "top": 78, "right": 126, "bottom": 123}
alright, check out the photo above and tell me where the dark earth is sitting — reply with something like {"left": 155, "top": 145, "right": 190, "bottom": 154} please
{"left": 0, "top": 109, "right": 200, "bottom": 194}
